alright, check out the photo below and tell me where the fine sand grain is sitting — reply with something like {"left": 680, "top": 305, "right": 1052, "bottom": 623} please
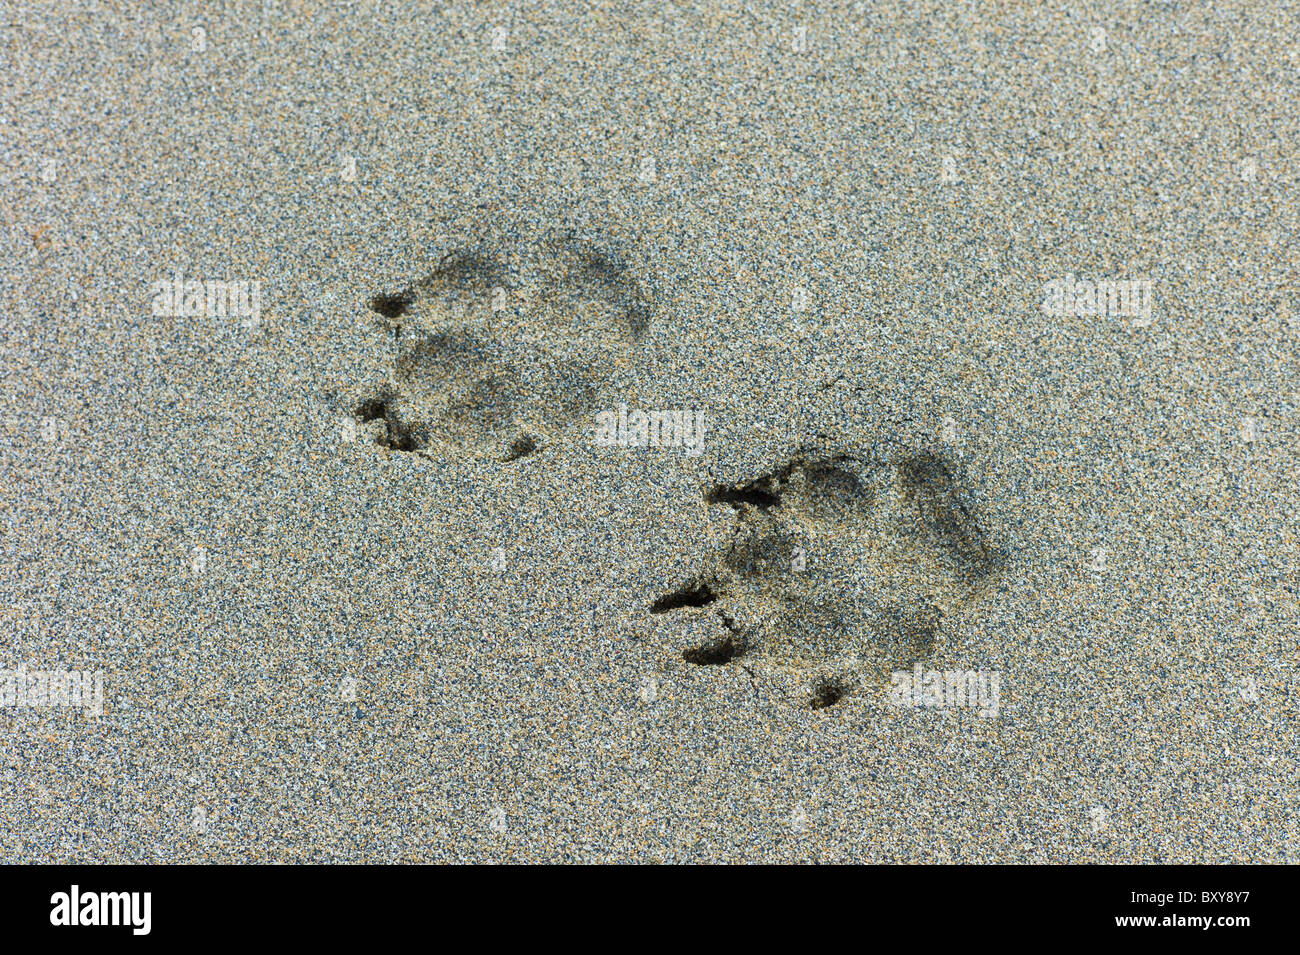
{"left": 1, "top": 1, "right": 1295, "bottom": 862}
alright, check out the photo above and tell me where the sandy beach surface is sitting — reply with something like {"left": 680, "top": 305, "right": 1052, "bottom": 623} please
{"left": 1, "top": 1, "right": 1295, "bottom": 862}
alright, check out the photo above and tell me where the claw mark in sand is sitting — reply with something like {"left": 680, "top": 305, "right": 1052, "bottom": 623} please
{"left": 340, "top": 231, "right": 653, "bottom": 462}
{"left": 650, "top": 448, "right": 1002, "bottom": 710}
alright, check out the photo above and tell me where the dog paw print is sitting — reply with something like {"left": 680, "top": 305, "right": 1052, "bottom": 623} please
{"left": 345, "top": 232, "right": 652, "bottom": 461}
{"left": 649, "top": 448, "right": 1002, "bottom": 709}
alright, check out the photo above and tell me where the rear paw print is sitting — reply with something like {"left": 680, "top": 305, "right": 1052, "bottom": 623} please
{"left": 346, "top": 232, "right": 652, "bottom": 461}
{"left": 650, "top": 448, "right": 1002, "bottom": 709}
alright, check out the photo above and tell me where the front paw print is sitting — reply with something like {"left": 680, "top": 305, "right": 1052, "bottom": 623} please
{"left": 649, "top": 447, "right": 1002, "bottom": 709}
